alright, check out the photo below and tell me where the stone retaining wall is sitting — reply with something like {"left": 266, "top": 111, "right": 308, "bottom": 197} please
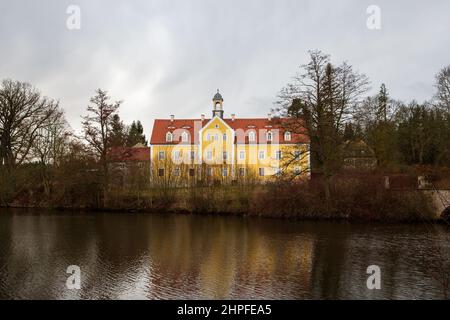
{"left": 421, "top": 189, "right": 450, "bottom": 219}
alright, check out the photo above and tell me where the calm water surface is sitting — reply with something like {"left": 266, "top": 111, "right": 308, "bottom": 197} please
{"left": 0, "top": 208, "right": 449, "bottom": 299}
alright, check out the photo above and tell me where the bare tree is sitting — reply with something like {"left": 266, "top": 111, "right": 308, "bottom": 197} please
{"left": 30, "top": 109, "right": 71, "bottom": 195}
{"left": 150, "top": 152, "right": 187, "bottom": 206}
{"left": 32, "top": 109, "right": 71, "bottom": 166}
{"left": 0, "top": 79, "right": 59, "bottom": 169}
{"left": 274, "top": 50, "right": 369, "bottom": 199}
{"left": 277, "top": 146, "right": 311, "bottom": 181}
{"left": 354, "top": 94, "right": 402, "bottom": 128}
{"left": 82, "top": 89, "right": 121, "bottom": 185}
{"left": 434, "top": 65, "right": 450, "bottom": 112}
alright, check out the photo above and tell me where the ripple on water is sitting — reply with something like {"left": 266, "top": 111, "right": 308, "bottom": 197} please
{"left": 0, "top": 211, "right": 449, "bottom": 299}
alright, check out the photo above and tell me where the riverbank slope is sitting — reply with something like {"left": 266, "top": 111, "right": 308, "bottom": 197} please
{"left": 2, "top": 176, "right": 443, "bottom": 223}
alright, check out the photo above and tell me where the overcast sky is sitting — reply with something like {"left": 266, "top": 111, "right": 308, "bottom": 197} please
{"left": 1, "top": 0, "right": 449, "bottom": 135}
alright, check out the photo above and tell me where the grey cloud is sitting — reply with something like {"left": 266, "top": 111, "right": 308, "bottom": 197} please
{"left": 0, "top": 0, "right": 449, "bottom": 135}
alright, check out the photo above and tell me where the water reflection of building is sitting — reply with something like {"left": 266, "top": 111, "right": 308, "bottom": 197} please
{"left": 144, "top": 216, "right": 317, "bottom": 299}
{"left": 3, "top": 212, "right": 448, "bottom": 299}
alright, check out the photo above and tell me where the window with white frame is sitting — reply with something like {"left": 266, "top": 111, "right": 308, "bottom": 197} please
{"left": 239, "top": 167, "right": 245, "bottom": 177}
{"left": 190, "top": 151, "right": 195, "bottom": 161}
{"left": 223, "top": 151, "right": 228, "bottom": 161}
{"left": 174, "top": 167, "right": 180, "bottom": 176}
{"left": 275, "top": 150, "right": 282, "bottom": 160}
{"left": 284, "top": 131, "right": 291, "bottom": 141}
{"left": 158, "top": 151, "right": 165, "bottom": 160}
{"left": 166, "top": 132, "right": 173, "bottom": 142}
{"left": 248, "top": 131, "right": 256, "bottom": 142}
{"left": 215, "top": 134, "right": 219, "bottom": 141}
{"left": 267, "top": 131, "right": 273, "bottom": 142}
{"left": 275, "top": 168, "right": 282, "bottom": 176}
{"left": 223, "top": 133, "right": 227, "bottom": 141}
{"left": 173, "top": 150, "right": 181, "bottom": 160}
{"left": 259, "top": 167, "right": 265, "bottom": 176}
{"left": 181, "top": 131, "right": 189, "bottom": 142}
{"left": 222, "top": 168, "right": 228, "bottom": 177}
{"left": 239, "top": 150, "right": 245, "bottom": 160}
{"left": 258, "top": 150, "right": 265, "bottom": 160}
{"left": 206, "top": 133, "right": 211, "bottom": 141}
{"left": 206, "top": 151, "right": 213, "bottom": 160}
{"left": 207, "top": 167, "right": 213, "bottom": 176}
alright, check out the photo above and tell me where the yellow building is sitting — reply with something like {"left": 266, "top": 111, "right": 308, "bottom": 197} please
{"left": 149, "top": 90, "right": 310, "bottom": 184}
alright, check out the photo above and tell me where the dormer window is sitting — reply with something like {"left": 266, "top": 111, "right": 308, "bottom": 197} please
{"left": 166, "top": 132, "right": 173, "bottom": 142}
{"left": 267, "top": 131, "right": 273, "bottom": 142}
{"left": 284, "top": 131, "right": 291, "bottom": 141}
{"left": 181, "top": 131, "right": 189, "bottom": 143}
{"left": 249, "top": 131, "right": 256, "bottom": 142}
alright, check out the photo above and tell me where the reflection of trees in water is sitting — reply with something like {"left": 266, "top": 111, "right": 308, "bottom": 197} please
{"left": 1, "top": 211, "right": 98, "bottom": 299}
{"left": 78, "top": 214, "right": 154, "bottom": 299}
{"left": 419, "top": 225, "right": 450, "bottom": 299}
{"left": 310, "top": 223, "right": 350, "bottom": 299}
{"left": 1, "top": 211, "right": 448, "bottom": 299}
{"left": 311, "top": 223, "right": 450, "bottom": 299}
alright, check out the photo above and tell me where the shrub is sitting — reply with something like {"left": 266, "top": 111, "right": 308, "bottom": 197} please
{"left": 249, "top": 174, "right": 436, "bottom": 221}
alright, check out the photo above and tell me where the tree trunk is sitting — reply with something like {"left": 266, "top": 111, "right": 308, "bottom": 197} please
{"left": 324, "top": 175, "right": 332, "bottom": 201}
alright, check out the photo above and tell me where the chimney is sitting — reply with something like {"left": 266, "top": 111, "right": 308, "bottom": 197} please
{"left": 201, "top": 114, "right": 205, "bottom": 122}
{"left": 170, "top": 115, "right": 174, "bottom": 122}
{"left": 231, "top": 114, "right": 236, "bottom": 121}
{"left": 268, "top": 113, "right": 272, "bottom": 121}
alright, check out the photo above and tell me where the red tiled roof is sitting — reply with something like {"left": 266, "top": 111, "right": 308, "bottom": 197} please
{"left": 150, "top": 117, "right": 309, "bottom": 145}
{"left": 107, "top": 147, "right": 150, "bottom": 162}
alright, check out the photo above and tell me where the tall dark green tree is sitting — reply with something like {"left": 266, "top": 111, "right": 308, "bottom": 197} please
{"left": 109, "top": 114, "right": 127, "bottom": 147}
{"left": 358, "top": 84, "right": 400, "bottom": 169}
{"left": 126, "top": 120, "right": 147, "bottom": 147}
{"left": 397, "top": 102, "right": 449, "bottom": 165}
{"left": 377, "top": 83, "right": 388, "bottom": 122}
{"left": 343, "top": 122, "right": 362, "bottom": 141}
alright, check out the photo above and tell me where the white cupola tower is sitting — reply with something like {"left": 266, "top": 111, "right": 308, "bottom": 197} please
{"left": 212, "top": 89, "right": 224, "bottom": 119}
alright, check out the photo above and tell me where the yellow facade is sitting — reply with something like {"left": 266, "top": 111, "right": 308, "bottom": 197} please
{"left": 150, "top": 120, "right": 309, "bottom": 184}
{"left": 149, "top": 91, "right": 310, "bottom": 184}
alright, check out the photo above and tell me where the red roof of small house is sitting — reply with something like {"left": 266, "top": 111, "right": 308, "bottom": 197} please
{"left": 150, "top": 117, "right": 309, "bottom": 145}
{"left": 107, "top": 147, "right": 150, "bottom": 162}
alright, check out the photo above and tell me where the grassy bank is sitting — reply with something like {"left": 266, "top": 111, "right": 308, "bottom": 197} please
{"left": 2, "top": 172, "right": 439, "bottom": 222}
